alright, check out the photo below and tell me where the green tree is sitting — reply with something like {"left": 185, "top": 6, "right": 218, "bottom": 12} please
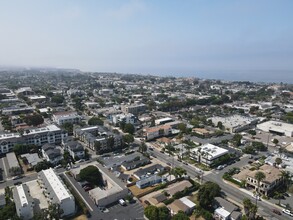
{"left": 233, "top": 134, "right": 242, "bottom": 147}
{"left": 273, "top": 138, "right": 279, "bottom": 145}
{"left": 172, "top": 211, "right": 189, "bottom": 220}
{"left": 123, "top": 134, "right": 134, "bottom": 144}
{"left": 243, "top": 198, "right": 257, "bottom": 220}
{"left": 275, "top": 157, "right": 282, "bottom": 166}
{"left": 61, "top": 122, "right": 73, "bottom": 134}
{"left": 24, "top": 113, "right": 44, "bottom": 126}
{"left": 279, "top": 170, "right": 292, "bottom": 191}
{"left": 47, "top": 203, "right": 64, "bottom": 220}
{"left": 139, "top": 142, "right": 147, "bottom": 153}
{"left": 123, "top": 123, "right": 135, "bottom": 135}
{"left": 35, "top": 161, "right": 52, "bottom": 172}
{"left": 248, "top": 130, "right": 256, "bottom": 136}
{"left": 9, "top": 167, "right": 21, "bottom": 176}
{"left": 217, "top": 121, "right": 224, "bottom": 130}
{"left": 178, "top": 123, "right": 187, "bottom": 133}
{"left": 79, "top": 165, "right": 103, "bottom": 186}
{"left": 88, "top": 117, "right": 104, "bottom": 126}
{"left": 254, "top": 171, "right": 266, "bottom": 208}
{"left": 197, "top": 181, "right": 221, "bottom": 208}
{"left": 144, "top": 205, "right": 170, "bottom": 220}
{"left": 51, "top": 94, "right": 65, "bottom": 104}
{"left": 170, "top": 167, "right": 187, "bottom": 179}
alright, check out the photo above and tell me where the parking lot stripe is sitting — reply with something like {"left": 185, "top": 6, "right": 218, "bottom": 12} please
{"left": 63, "top": 173, "right": 94, "bottom": 212}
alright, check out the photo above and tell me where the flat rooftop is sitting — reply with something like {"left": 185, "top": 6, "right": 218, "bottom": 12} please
{"left": 41, "top": 168, "right": 71, "bottom": 201}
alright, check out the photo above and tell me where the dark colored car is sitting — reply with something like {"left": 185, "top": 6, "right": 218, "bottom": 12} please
{"left": 14, "top": 181, "right": 22, "bottom": 185}
{"left": 272, "top": 209, "right": 281, "bottom": 215}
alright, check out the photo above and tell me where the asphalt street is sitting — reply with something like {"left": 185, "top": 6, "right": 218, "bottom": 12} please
{"left": 149, "top": 148, "right": 291, "bottom": 220}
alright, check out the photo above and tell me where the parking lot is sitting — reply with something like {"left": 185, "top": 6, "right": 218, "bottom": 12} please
{"left": 98, "top": 200, "right": 144, "bottom": 220}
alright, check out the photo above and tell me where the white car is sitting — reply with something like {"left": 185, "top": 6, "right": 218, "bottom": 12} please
{"left": 282, "top": 209, "right": 293, "bottom": 216}
{"left": 252, "top": 194, "right": 261, "bottom": 201}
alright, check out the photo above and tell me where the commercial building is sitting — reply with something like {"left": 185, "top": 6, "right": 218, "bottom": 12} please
{"left": 52, "top": 111, "right": 81, "bottom": 125}
{"left": 38, "top": 168, "right": 75, "bottom": 216}
{"left": 15, "top": 87, "right": 34, "bottom": 96}
{"left": 144, "top": 124, "right": 172, "bottom": 141}
{"left": 121, "top": 103, "right": 146, "bottom": 115}
{"left": 27, "top": 95, "right": 46, "bottom": 102}
{"left": 98, "top": 89, "right": 114, "bottom": 96}
{"left": 209, "top": 115, "right": 258, "bottom": 133}
{"left": 190, "top": 144, "right": 229, "bottom": 167}
{"left": 245, "top": 164, "right": 283, "bottom": 196}
{"left": 155, "top": 117, "right": 174, "bottom": 126}
{"left": 13, "top": 184, "right": 34, "bottom": 220}
{"left": 257, "top": 120, "right": 293, "bottom": 137}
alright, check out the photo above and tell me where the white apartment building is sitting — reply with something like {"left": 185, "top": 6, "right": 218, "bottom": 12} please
{"left": 13, "top": 184, "right": 34, "bottom": 220}
{"left": 52, "top": 111, "right": 81, "bottom": 125}
{"left": 38, "top": 168, "right": 75, "bottom": 216}
{"left": 190, "top": 144, "right": 229, "bottom": 167}
{"left": 111, "top": 113, "right": 138, "bottom": 125}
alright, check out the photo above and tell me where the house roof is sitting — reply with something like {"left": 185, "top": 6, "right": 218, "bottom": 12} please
{"left": 214, "top": 197, "right": 237, "bottom": 213}
{"left": 166, "top": 180, "right": 192, "bottom": 196}
{"left": 167, "top": 199, "right": 189, "bottom": 213}
{"left": 134, "top": 164, "right": 164, "bottom": 178}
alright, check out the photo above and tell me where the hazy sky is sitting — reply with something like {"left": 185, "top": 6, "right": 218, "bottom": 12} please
{"left": 1, "top": 0, "right": 293, "bottom": 79}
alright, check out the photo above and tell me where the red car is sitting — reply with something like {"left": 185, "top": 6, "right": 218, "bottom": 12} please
{"left": 272, "top": 209, "right": 281, "bottom": 215}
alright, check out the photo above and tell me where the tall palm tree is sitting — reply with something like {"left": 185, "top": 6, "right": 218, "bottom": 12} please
{"left": 279, "top": 170, "right": 291, "bottom": 191}
{"left": 254, "top": 171, "right": 266, "bottom": 207}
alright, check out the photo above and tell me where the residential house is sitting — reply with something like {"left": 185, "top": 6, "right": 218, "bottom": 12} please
{"left": 64, "top": 141, "right": 85, "bottom": 159}
{"left": 136, "top": 175, "right": 165, "bottom": 189}
{"left": 213, "top": 197, "right": 242, "bottom": 220}
{"left": 42, "top": 144, "right": 63, "bottom": 165}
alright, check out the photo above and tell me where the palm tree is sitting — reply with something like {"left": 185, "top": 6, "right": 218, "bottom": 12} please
{"left": 274, "top": 191, "right": 283, "bottom": 205}
{"left": 254, "top": 171, "right": 266, "bottom": 207}
{"left": 279, "top": 170, "right": 291, "bottom": 191}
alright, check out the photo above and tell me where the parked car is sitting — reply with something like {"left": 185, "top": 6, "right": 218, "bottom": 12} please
{"left": 282, "top": 209, "right": 293, "bottom": 216}
{"left": 84, "top": 186, "right": 93, "bottom": 192}
{"left": 272, "top": 209, "right": 281, "bottom": 215}
{"left": 12, "top": 175, "right": 22, "bottom": 180}
{"left": 252, "top": 194, "right": 261, "bottom": 201}
{"left": 119, "top": 199, "right": 126, "bottom": 206}
{"left": 166, "top": 162, "right": 171, "bottom": 166}
{"left": 14, "top": 181, "right": 22, "bottom": 185}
